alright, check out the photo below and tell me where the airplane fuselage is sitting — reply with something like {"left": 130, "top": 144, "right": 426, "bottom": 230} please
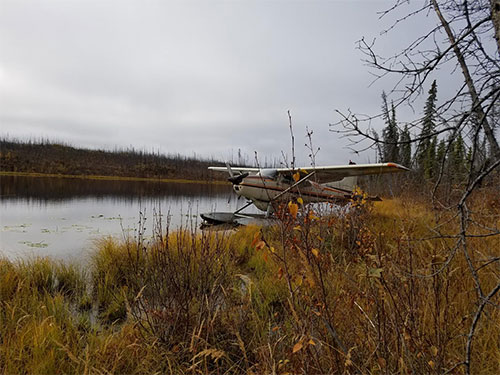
{"left": 233, "top": 174, "right": 353, "bottom": 211}
{"left": 203, "top": 162, "right": 408, "bottom": 221}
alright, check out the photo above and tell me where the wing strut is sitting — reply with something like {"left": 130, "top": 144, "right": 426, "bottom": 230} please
{"left": 271, "top": 171, "right": 316, "bottom": 202}
{"left": 234, "top": 200, "right": 254, "bottom": 214}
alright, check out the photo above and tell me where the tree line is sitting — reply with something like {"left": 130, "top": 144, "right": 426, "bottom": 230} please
{"left": 0, "top": 138, "right": 226, "bottom": 181}
{"left": 374, "top": 79, "right": 496, "bottom": 189}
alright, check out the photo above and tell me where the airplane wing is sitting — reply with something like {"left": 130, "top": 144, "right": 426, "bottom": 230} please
{"left": 209, "top": 163, "right": 409, "bottom": 184}
{"left": 275, "top": 163, "right": 409, "bottom": 184}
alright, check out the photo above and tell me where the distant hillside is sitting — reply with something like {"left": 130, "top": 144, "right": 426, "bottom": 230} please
{"left": 0, "top": 139, "right": 225, "bottom": 181}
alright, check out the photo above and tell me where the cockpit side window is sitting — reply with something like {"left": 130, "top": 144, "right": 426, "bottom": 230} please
{"left": 259, "top": 169, "right": 278, "bottom": 179}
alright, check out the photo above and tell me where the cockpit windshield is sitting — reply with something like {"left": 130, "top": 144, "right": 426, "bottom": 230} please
{"left": 258, "top": 169, "right": 278, "bottom": 179}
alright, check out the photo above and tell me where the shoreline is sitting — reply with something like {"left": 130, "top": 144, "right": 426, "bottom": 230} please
{"left": 0, "top": 171, "right": 228, "bottom": 185}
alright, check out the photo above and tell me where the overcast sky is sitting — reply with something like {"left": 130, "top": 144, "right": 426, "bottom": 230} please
{"left": 0, "top": 0, "right": 438, "bottom": 166}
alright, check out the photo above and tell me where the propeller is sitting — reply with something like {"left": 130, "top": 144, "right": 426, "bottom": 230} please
{"left": 224, "top": 162, "right": 256, "bottom": 215}
{"left": 225, "top": 162, "right": 234, "bottom": 178}
{"left": 228, "top": 172, "right": 249, "bottom": 185}
{"left": 225, "top": 162, "right": 247, "bottom": 205}
{"left": 225, "top": 162, "right": 249, "bottom": 185}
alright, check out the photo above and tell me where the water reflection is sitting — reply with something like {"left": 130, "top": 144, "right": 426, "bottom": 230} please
{"left": 0, "top": 176, "right": 241, "bottom": 261}
{"left": 1, "top": 175, "right": 230, "bottom": 202}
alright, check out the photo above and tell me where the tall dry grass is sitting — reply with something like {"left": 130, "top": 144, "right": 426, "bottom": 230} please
{"left": 1, "top": 190, "right": 498, "bottom": 374}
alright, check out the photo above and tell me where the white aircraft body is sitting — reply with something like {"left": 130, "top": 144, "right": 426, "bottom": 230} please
{"left": 201, "top": 162, "right": 409, "bottom": 225}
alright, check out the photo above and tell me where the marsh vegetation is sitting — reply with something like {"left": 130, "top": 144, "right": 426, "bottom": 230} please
{"left": 1, "top": 187, "right": 498, "bottom": 374}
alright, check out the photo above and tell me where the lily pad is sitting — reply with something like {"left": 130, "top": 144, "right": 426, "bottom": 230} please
{"left": 18, "top": 240, "right": 49, "bottom": 248}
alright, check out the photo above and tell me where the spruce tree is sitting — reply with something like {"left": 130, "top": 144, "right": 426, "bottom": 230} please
{"left": 372, "top": 130, "right": 384, "bottom": 163}
{"left": 451, "top": 134, "right": 466, "bottom": 183}
{"left": 424, "top": 136, "right": 437, "bottom": 179}
{"left": 400, "top": 125, "right": 412, "bottom": 168}
{"left": 381, "top": 92, "right": 399, "bottom": 163}
{"left": 436, "top": 139, "right": 447, "bottom": 174}
{"left": 417, "top": 80, "right": 438, "bottom": 178}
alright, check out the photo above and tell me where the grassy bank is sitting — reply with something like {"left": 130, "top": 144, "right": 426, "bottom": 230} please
{"left": 1, "top": 195, "right": 499, "bottom": 374}
{"left": 0, "top": 171, "right": 228, "bottom": 185}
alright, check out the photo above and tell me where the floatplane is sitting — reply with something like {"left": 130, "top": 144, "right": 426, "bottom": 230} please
{"left": 200, "top": 162, "right": 409, "bottom": 226}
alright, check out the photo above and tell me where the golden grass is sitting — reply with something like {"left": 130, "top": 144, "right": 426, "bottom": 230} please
{"left": 1, "top": 194, "right": 498, "bottom": 374}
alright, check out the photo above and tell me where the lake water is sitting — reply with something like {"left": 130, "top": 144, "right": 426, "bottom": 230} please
{"left": 0, "top": 175, "right": 248, "bottom": 261}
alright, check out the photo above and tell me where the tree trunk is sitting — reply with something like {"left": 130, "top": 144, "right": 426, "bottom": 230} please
{"left": 491, "top": 0, "right": 500, "bottom": 55}
{"left": 431, "top": 0, "right": 500, "bottom": 159}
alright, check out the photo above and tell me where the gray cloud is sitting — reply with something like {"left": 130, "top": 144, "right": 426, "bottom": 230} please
{"left": 0, "top": 0, "right": 437, "bottom": 166}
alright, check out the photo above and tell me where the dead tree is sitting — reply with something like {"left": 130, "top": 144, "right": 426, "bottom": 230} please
{"left": 332, "top": 1, "right": 499, "bottom": 374}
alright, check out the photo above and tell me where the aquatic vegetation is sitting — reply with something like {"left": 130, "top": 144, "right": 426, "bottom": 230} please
{"left": 18, "top": 240, "right": 49, "bottom": 248}
{"left": 3, "top": 223, "right": 31, "bottom": 233}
